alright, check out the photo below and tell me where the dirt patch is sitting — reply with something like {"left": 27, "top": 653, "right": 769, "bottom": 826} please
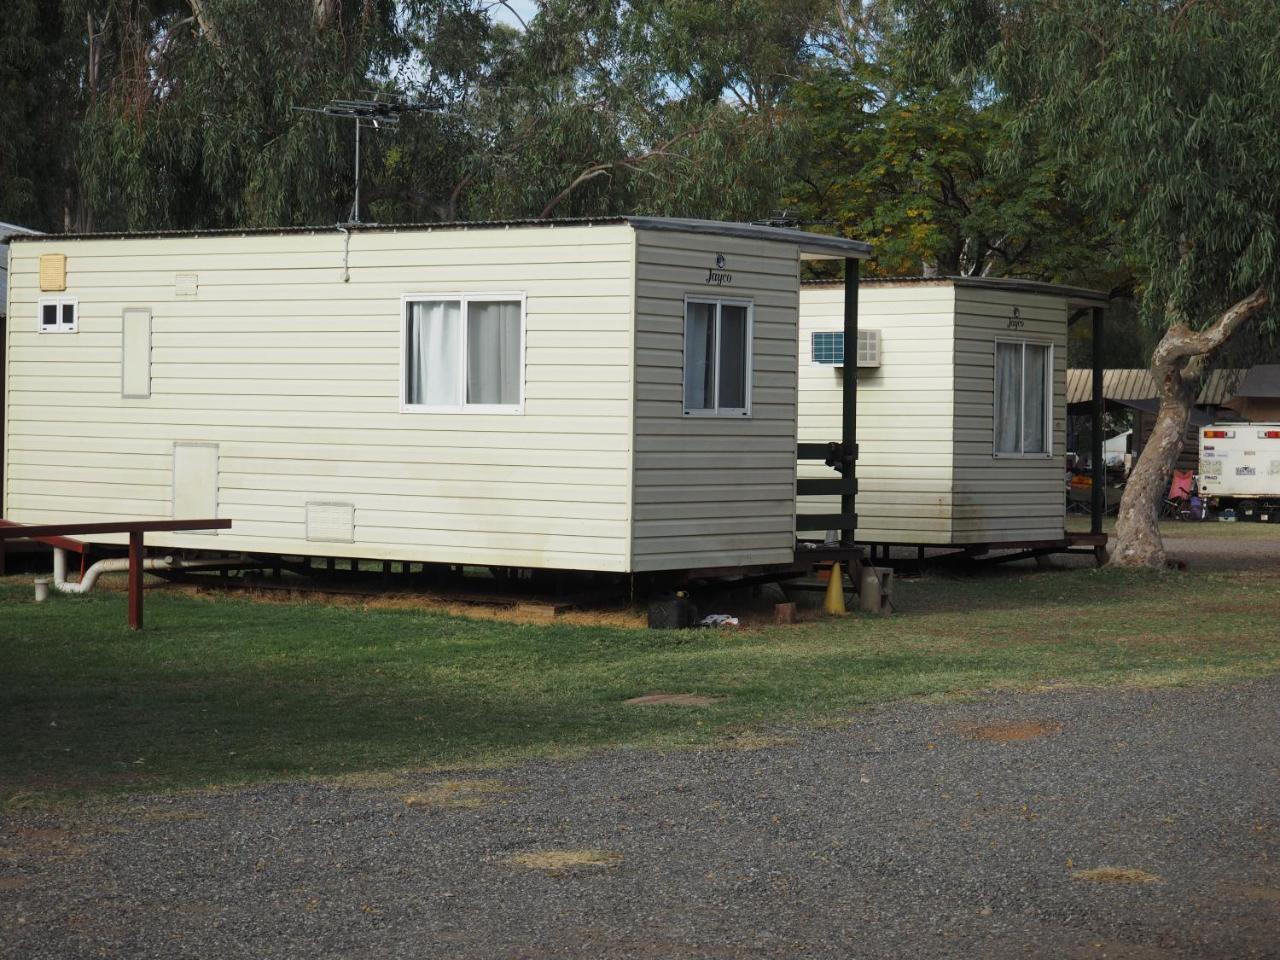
{"left": 967, "top": 720, "right": 1063, "bottom": 742}
{"left": 1219, "top": 883, "right": 1280, "bottom": 905}
{"left": 0, "top": 876, "right": 31, "bottom": 891}
{"left": 1071, "top": 866, "right": 1163, "bottom": 885}
{"left": 507, "top": 849, "right": 623, "bottom": 874}
{"left": 625, "top": 693, "right": 720, "bottom": 707}
{"left": 404, "top": 779, "right": 512, "bottom": 810}
{"left": 180, "top": 583, "right": 648, "bottom": 628}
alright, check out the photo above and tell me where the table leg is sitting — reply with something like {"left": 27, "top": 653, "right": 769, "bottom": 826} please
{"left": 128, "top": 530, "right": 144, "bottom": 630}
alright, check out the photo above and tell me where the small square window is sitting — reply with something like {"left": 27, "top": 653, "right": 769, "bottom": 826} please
{"left": 683, "top": 297, "right": 753, "bottom": 416}
{"left": 38, "top": 297, "right": 77, "bottom": 334}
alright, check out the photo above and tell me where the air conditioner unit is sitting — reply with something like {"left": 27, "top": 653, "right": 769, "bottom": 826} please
{"left": 811, "top": 330, "right": 881, "bottom": 368}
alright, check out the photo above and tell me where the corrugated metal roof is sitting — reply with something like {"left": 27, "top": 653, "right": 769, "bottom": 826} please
{"left": 1232, "top": 364, "right": 1280, "bottom": 398}
{"left": 4, "top": 216, "right": 872, "bottom": 258}
{"left": 802, "top": 275, "right": 1108, "bottom": 304}
{"left": 1066, "top": 369, "right": 1243, "bottom": 406}
{"left": 0, "top": 221, "right": 41, "bottom": 311}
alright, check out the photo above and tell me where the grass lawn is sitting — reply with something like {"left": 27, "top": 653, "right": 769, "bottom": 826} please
{"left": 3, "top": 558, "right": 1279, "bottom": 807}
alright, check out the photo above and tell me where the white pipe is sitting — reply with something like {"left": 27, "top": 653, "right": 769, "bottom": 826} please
{"left": 49, "top": 548, "right": 251, "bottom": 595}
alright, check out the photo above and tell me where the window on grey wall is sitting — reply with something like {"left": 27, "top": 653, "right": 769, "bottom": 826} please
{"left": 404, "top": 296, "right": 523, "bottom": 411}
{"left": 683, "top": 298, "right": 752, "bottom": 416}
{"left": 994, "top": 340, "right": 1052, "bottom": 455}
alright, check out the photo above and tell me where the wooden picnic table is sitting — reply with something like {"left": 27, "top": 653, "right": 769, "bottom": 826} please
{"left": 0, "top": 519, "right": 231, "bottom": 629}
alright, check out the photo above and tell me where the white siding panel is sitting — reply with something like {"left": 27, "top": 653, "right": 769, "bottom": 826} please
{"left": 2, "top": 225, "right": 636, "bottom": 571}
{"left": 630, "top": 231, "right": 801, "bottom": 571}
{"left": 797, "top": 282, "right": 956, "bottom": 544}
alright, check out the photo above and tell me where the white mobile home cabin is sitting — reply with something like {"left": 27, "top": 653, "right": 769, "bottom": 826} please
{"left": 3, "top": 217, "right": 869, "bottom": 575}
{"left": 798, "top": 277, "right": 1107, "bottom": 548}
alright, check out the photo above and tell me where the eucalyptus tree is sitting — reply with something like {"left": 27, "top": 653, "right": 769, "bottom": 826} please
{"left": 414, "top": 0, "right": 834, "bottom": 223}
{"left": 898, "top": 0, "right": 1280, "bottom": 567}
{"left": 74, "top": 0, "right": 401, "bottom": 229}
{"left": 788, "top": 1, "right": 1120, "bottom": 286}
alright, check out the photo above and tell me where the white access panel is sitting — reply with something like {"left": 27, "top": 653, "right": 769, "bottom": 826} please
{"left": 121, "top": 308, "right": 152, "bottom": 397}
{"left": 173, "top": 442, "right": 219, "bottom": 531}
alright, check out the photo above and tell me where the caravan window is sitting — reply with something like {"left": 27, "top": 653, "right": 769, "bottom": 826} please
{"left": 994, "top": 339, "right": 1052, "bottom": 456}
{"left": 683, "top": 297, "right": 752, "bottom": 416}
{"left": 402, "top": 295, "right": 524, "bottom": 413}
{"left": 38, "top": 297, "right": 77, "bottom": 334}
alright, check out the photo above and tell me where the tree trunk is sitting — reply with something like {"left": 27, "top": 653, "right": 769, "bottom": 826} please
{"left": 1111, "top": 362, "right": 1194, "bottom": 566}
{"left": 1109, "top": 286, "right": 1271, "bottom": 567}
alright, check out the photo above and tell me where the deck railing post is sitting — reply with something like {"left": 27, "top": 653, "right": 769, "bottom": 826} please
{"left": 1091, "top": 305, "right": 1106, "bottom": 535}
{"left": 841, "top": 257, "right": 859, "bottom": 548}
{"left": 127, "top": 530, "right": 144, "bottom": 630}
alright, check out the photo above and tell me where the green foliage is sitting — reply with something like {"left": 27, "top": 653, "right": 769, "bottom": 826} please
{"left": 26, "top": 0, "right": 827, "bottom": 232}
{"left": 897, "top": 0, "right": 1280, "bottom": 331}
{"left": 0, "top": 1, "right": 83, "bottom": 230}
{"left": 787, "top": 18, "right": 1121, "bottom": 286}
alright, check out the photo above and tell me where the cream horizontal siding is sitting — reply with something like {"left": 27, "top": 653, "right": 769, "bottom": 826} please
{"left": 797, "top": 282, "right": 956, "bottom": 544}
{"left": 951, "top": 287, "right": 1067, "bottom": 544}
{"left": 3, "top": 224, "right": 637, "bottom": 571}
{"left": 630, "top": 231, "right": 800, "bottom": 571}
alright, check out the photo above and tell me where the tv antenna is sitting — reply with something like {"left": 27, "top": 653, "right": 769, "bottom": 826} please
{"left": 294, "top": 95, "right": 442, "bottom": 223}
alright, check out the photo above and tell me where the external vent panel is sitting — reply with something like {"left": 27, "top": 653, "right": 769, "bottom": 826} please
{"left": 306, "top": 502, "right": 355, "bottom": 543}
{"left": 811, "top": 330, "right": 881, "bottom": 368}
{"left": 856, "top": 329, "right": 881, "bottom": 367}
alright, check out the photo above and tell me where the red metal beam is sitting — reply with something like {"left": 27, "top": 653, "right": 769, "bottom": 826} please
{"left": 0, "top": 519, "right": 230, "bottom": 540}
{"left": 1, "top": 518, "right": 231, "bottom": 631}
{"left": 0, "top": 518, "right": 88, "bottom": 553}
{"left": 128, "top": 530, "right": 144, "bottom": 630}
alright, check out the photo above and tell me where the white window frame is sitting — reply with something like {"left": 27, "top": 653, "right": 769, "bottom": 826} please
{"left": 682, "top": 295, "right": 754, "bottom": 418}
{"left": 37, "top": 296, "right": 78, "bottom": 334}
{"left": 399, "top": 292, "right": 527, "bottom": 415}
{"left": 993, "top": 337, "right": 1054, "bottom": 458}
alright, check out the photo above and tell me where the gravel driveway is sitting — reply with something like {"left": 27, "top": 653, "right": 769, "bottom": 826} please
{"left": 4, "top": 680, "right": 1279, "bottom": 960}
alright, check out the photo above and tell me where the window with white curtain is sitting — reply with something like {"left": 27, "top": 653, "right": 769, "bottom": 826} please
{"left": 683, "top": 297, "right": 752, "bottom": 416}
{"left": 403, "top": 295, "right": 523, "bottom": 412}
{"left": 994, "top": 339, "right": 1052, "bottom": 456}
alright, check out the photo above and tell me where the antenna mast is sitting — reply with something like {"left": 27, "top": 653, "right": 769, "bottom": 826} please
{"left": 294, "top": 96, "right": 440, "bottom": 224}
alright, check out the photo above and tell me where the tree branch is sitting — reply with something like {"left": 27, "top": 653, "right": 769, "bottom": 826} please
{"left": 1150, "top": 286, "right": 1271, "bottom": 369}
{"left": 187, "top": 0, "right": 222, "bottom": 46}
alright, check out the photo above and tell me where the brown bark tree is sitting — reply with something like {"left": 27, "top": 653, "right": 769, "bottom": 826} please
{"left": 1111, "top": 287, "right": 1272, "bottom": 567}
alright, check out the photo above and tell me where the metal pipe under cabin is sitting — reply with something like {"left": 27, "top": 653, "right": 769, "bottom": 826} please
{"left": 1091, "top": 305, "right": 1105, "bottom": 534}
{"left": 842, "top": 257, "right": 859, "bottom": 548}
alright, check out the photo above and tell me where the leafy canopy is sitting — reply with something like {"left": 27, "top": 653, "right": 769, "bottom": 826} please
{"left": 897, "top": 0, "right": 1280, "bottom": 329}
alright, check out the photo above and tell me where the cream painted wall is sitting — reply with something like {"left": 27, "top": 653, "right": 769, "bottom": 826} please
{"left": 4, "top": 224, "right": 639, "bottom": 570}
{"left": 798, "top": 281, "right": 956, "bottom": 544}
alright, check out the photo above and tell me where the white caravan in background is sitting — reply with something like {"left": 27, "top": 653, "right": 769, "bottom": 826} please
{"left": 1198, "top": 423, "right": 1280, "bottom": 521}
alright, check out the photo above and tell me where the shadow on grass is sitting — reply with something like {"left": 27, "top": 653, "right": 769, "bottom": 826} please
{"left": 3, "top": 567, "right": 1278, "bottom": 803}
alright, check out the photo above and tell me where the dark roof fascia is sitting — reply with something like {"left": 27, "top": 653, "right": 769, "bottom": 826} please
{"left": 803, "top": 275, "right": 1109, "bottom": 304}
{"left": 625, "top": 217, "right": 872, "bottom": 259}
{"left": 6, "top": 216, "right": 874, "bottom": 258}
{"left": 4, "top": 217, "right": 629, "bottom": 244}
